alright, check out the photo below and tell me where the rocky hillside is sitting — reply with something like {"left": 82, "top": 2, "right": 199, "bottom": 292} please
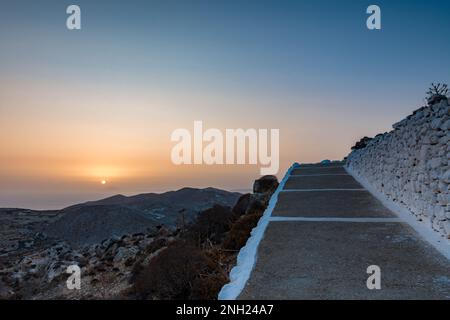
{"left": 45, "top": 205, "right": 160, "bottom": 247}
{"left": 45, "top": 187, "right": 241, "bottom": 247}
{"left": 347, "top": 96, "right": 450, "bottom": 238}
{"left": 0, "top": 183, "right": 280, "bottom": 300}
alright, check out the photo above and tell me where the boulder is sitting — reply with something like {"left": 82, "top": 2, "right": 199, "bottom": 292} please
{"left": 232, "top": 193, "right": 252, "bottom": 217}
{"left": 351, "top": 136, "right": 373, "bottom": 150}
{"left": 113, "top": 246, "right": 139, "bottom": 265}
{"left": 253, "top": 175, "right": 279, "bottom": 194}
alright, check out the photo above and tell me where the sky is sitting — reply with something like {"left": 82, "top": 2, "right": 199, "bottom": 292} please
{"left": 0, "top": 0, "right": 449, "bottom": 209}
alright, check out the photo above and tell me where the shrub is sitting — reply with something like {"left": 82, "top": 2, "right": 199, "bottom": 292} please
{"left": 222, "top": 192, "right": 275, "bottom": 250}
{"left": 131, "top": 179, "right": 279, "bottom": 300}
{"left": 427, "top": 82, "right": 448, "bottom": 97}
{"left": 426, "top": 83, "right": 449, "bottom": 105}
{"left": 189, "top": 273, "right": 228, "bottom": 300}
{"left": 222, "top": 212, "right": 264, "bottom": 251}
{"left": 132, "top": 241, "right": 214, "bottom": 300}
{"left": 186, "top": 205, "right": 233, "bottom": 246}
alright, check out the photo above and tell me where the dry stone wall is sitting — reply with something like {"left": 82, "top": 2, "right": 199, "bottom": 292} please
{"left": 346, "top": 98, "right": 450, "bottom": 238}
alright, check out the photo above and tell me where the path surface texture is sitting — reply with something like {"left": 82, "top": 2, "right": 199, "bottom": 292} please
{"left": 238, "top": 163, "right": 450, "bottom": 300}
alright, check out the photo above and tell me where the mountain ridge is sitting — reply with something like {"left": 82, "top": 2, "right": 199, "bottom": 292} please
{"left": 43, "top": 187, "right": 242, "bottom": 247}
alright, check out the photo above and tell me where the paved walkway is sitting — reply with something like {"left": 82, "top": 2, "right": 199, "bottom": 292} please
{"left": 239, "top": 163, "right": 450, "bottom": 300}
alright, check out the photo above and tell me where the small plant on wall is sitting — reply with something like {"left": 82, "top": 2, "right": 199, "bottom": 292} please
{"left": 426, "top": 83, "right": 449, "bottom": 105}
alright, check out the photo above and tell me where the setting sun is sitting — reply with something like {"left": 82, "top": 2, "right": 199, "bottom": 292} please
{"left": 101, "top": 180, "right": 107, "bottom": 185}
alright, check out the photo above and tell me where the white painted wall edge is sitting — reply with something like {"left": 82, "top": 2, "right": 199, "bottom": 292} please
{"left": 346, "top": 165, "right": 450, "bottom": 261}
{"left": 217, "top": 164, "right": 297, "bottom": 300}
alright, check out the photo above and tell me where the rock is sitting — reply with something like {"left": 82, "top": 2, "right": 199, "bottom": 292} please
{"left": 46, "top": 261, "right": 66, "bottom": 282}
{"left": 232, "top": 193, "right": 252, "bottom": 217}
{"left": 443, "top": 221, "right": 450, "bottom": 235}
{"left": 253, "top": 175, "right": 279, "bottom": 194}
{"left": 113, "top": 246, "right": 139, "bottom": 264}
{"left": 351, "top": 136, "right": 373, "bottom": 150}
{"left": 437, "top": 193, "right": 450, "bottom": 206}
{"left": 427, "top": 94, "right": 447, "bottom": 106}
{"left": 393, "top": 119, "right": 407, "bottom": 130}
{"left": 431, "top": 118, "right": 443, "bottom": 130}
{"left": 429, "top": 135, "right": 439, "bottom": 145}
{"left": 441, "top": 119, "right": 450, "bottom": 131}
{"left": 428, "top": 158, "right": 442, "bottom": 169}
{"left": 245, "top": 194, "right": 269, "bottom": 215}
{"left": 443, "top": 170, "right": 450, "bottom": 184}
{"left": 419, "top": 145, "right": 429, "bottom": 162}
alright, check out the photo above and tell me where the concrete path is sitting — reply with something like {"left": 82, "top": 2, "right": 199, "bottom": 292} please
{"left": 239, "top": 163, "right": 450, "bottom": 300}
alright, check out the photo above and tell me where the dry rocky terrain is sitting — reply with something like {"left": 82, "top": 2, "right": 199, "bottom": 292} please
{"left": 0, "top": 181, "right": 278, "bottom": 300}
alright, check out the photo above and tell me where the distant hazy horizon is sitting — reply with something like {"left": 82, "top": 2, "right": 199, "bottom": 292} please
{"left": 1, "top": 0, "right": 450, "bottom": 209}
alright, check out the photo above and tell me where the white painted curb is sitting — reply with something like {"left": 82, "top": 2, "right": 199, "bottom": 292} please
{"left": 217, "top": 164, "right": 297, "bottom": 300}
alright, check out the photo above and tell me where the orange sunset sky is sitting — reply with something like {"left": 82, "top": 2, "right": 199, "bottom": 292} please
{"left": 1, "top": 0, "right": 449, "bottom": 209}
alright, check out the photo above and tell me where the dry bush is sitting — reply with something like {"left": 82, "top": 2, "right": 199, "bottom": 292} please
{"left": 189, "top": 273, "right": 228, "bottom": 300}
{"left": 188, "top": 248, "right": 230, "bottom": 299}
{"left": 128, "top": 236, "right": 169, "bottom": 284}
{"left": 427, "top": 82, "right": 448, "bottom": 97}
{"left": 187, "top": 205, "right": 233, "bottom": 245}
{"left": 132, "top": 241, "right": 216, "bottom": 300}
{"left": 143, "top": 237, "right": 168, "bottom": 254}
{"left": 131, "top": 184, "right": 278, "bottom": 300}
{"left": 222, "top": 193, "right": 273, "bottom": 251}
{"left": 222, "top": 212, "right": 264, "bottom": 251}
{"left": 426, "top": 83, "right": 449, "bottom": 105}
